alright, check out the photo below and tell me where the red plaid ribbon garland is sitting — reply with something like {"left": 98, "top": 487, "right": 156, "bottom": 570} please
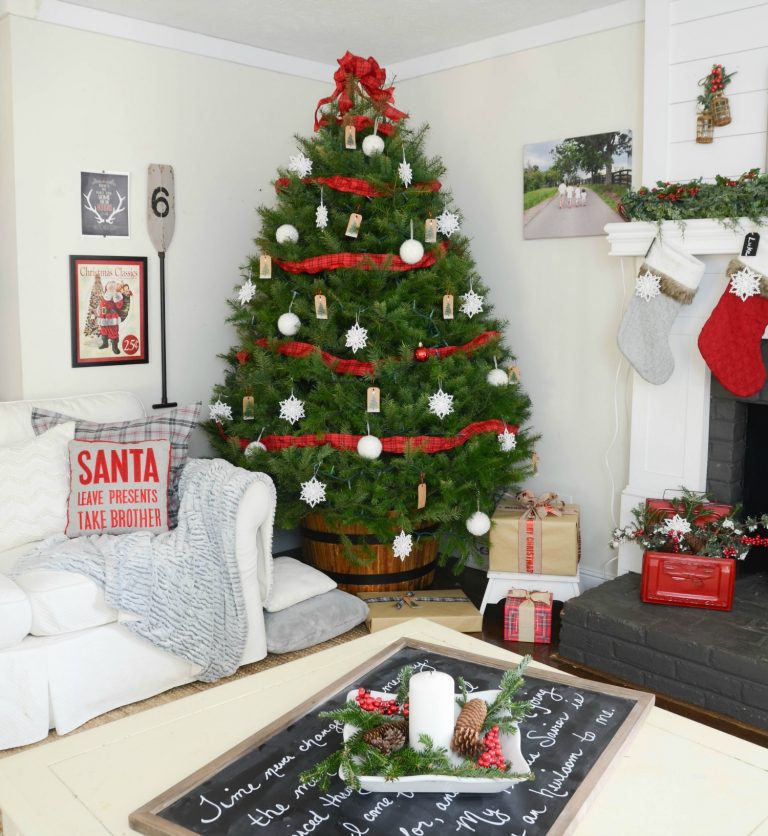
{"left": 275, "top": 176, "right": 441, "bottom": 199}
{"left": 272, "top": 241, "right": 448, "bottom": 275}
{"left": 503, "top": 590, "right": 553, "bottom": 643}
{"left": 222, "top": 419, "right": 518, "bottom": 455}
{"left": 254, "top": 331, "right": 501, "bottom": 377}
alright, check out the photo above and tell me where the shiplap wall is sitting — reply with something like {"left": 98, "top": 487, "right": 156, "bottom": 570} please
{"left": 668, "top": 0, "right": 768, "bottom": 180}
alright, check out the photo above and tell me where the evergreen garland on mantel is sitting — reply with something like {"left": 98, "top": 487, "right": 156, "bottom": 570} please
{"left": 620, "top": 168, "right": 768, "bottom": 225}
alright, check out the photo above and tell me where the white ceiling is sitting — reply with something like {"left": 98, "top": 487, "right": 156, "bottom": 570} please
{"left": 59, "top": 0, "right": 621, "bottom": 64}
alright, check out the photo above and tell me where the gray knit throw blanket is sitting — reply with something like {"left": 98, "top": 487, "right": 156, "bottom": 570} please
{"left": 14, "top": 459, "right": 276, "bottom": 682}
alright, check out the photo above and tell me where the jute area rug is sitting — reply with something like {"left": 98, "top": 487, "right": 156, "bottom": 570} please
{"left": 0, "top": 624, "right": 368, "bottom": 763}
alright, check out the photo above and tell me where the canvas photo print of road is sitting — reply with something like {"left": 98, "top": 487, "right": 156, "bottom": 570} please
{"left": 523, "top": 130, "right": 632, "bottom": 239}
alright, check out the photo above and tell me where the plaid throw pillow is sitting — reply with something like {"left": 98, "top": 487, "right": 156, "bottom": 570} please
{"left": 31, "top": 403, "right": 200, "bottom": 528}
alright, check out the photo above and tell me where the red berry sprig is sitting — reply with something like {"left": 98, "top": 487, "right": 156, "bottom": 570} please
{"left": 740, "top": 534, "right": 768, "bottom": 547}
{"left": 355, "top": 688, "right": 408, "bottom": 716}
{"left": 476, "top": 725, "right": 506, "bottom": 771}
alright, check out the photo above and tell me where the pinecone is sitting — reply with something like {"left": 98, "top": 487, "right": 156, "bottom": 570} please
{"left": 362, "top": 720, "right": 408, "bottom": 755}
{"left": 451, "top": 698, "right": 487, "bottom": 759}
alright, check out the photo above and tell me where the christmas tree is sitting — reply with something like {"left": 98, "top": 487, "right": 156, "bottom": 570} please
{"left": 83, "top": 273, "right": 104, "bottom": 338}
{"left": 206, "top": 52, "right": 536, "bottom": 570}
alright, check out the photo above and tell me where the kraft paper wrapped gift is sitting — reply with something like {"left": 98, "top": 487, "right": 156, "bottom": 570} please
{"left": 504, "top": 589, "right": 554, "bottom": 643}
{"left": 489, "top": 492, "right": 580, "bottom": 575}
{"left": 356, "top": 589, "right": 483, "bottom": 633}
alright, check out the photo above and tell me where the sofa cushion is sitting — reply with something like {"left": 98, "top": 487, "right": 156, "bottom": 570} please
{"left": 0, "top": 391, "right": 144, "bottom": 448}
{"left": 13, "top": 568, "right": 117, "bottom": 636}
{"left": 264, "top": 556, "right": 336, "bottom": 613}
{"left": 0, "top": 422, "right": 75, "bottom": 552}
{"left": 66, "top": 439, "right": 171, "bottom": 536}
{"left": 32, "top": 403, "right": 200, "bottom": 527}
{"left": 264, "top": 588, "right": 368, "bottom": 654}
{"left": 0, "top": 575, "right": 32, "bottom": 649}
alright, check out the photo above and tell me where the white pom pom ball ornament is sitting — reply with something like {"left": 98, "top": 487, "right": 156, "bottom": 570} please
{"left": 466, "top": 510, "right": 492, "bottom": 537}
{"left": 278, "top": 312, "right": 300, "bottom": 336}
{"left": 357, "top": 433, "right": 383, "bottom": 460}
{"left": 487, "top": 369, "right": 508, "bottom": 386}
{"left": 399, "top": 220, "right": 424, "bottom": 265}
{"left": 244, "top": 441, "right": 267, "bottom": 457}
{"left": 362, "top": 134, "right": 385, "bottom": 156}
{"left": 487, "top": 358, "right": 509, "bottom": 387}
{"left": 275, "top": 224, "right": 299, "bottom": 244}
{"left": 244, "top": 429, "right": 267, "bottom": 458}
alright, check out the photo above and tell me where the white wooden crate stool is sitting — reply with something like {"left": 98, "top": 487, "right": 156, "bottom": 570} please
{"left": 480, "top": 570, "right": 581, "bottom": 613}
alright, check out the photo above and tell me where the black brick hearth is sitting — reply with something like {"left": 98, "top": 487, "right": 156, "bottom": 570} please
{"left": 558, "top": 572, "right": 768, "bottom": 730}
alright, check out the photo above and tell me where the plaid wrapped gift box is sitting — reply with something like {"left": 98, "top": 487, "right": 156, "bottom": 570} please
{"left": 504, "top": 589, "right": 554, "bottom": 643}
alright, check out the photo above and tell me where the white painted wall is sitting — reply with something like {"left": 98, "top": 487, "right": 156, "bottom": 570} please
{"left": 0, "top": 17, "right": 22, "bottom": 399}
{"left": 398, "top": 24, "right": 644, "bottom": 582}
{"left": 668, "top": 0, "right": 768, "bottom": 180}
{"left": 3, "top": 15, "right": 324, "bottom": 438}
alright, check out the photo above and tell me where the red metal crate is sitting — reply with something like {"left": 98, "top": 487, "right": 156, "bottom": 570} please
{"left": 641, "top": 551, "right": 735, "bottom": 611}
{"left": 645, "top": 498, "right": 732, "bottom": 526}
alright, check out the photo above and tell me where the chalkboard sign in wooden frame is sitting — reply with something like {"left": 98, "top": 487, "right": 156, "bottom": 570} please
{"left": 130, "top": 639, "right": 654, "bottom": 836}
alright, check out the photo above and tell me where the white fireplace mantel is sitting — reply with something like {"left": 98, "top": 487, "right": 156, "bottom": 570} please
{"left": 605, "top": 218, "right": 763, "bottom": 257}
{"left": 604, "top": 219, "right": 766, "bottom": 574}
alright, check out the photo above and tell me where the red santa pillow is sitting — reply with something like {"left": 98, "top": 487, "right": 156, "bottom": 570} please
{"left": 66, "top": 439, "right": 171, "bottom": 536}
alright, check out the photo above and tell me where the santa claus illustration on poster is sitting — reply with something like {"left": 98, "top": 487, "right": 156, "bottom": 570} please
{"left": 70, "top": 256, "right": 148, "bottom": 367}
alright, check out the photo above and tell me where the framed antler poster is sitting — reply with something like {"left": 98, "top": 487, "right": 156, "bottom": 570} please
{"left": 81, "top": 170, "right": 130, "bottom": 237}
{"left": 70, "top": 255, "right": 148, "bottom": 367}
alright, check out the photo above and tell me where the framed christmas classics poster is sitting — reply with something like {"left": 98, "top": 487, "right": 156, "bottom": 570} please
{"left": 80, "top": 170, "right": 130, "bottom": 237}
{"left": 70, "top": 255, "right": 148, "bottom": 367}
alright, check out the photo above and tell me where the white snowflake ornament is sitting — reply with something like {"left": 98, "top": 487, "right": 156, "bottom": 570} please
{"left": 315, "top": 201, "right": 328, "bottom": 229}
{"left": 209, "top": 399, "right": 233, "bottom": 423}
{"left": 237, "top": 278, "right": 256, "bottom": 306}
{"left": 299, "top": 475, "right": 326, "bottom": 508}
{"left": 729, "top": 266, "right": 761, "bottom": 302}
{"left": 428, "top": 385, "right": 454, "bottom": 420}
{"left": 436, "top": 210, "right": 461, "bottom": 238}
{"left": 278, "top": 393, "right": 305, "bottom": 425}
{"left": 498, "top": 427, "right": 517, "bottom": 452}
{"left": 460, "top": 288, "right": 484, "bottom": 319}
{"left": 288, "top": 151, "right": 313, "bottom": 178}
{"left": 392, "top": 529, "right": 413, "bottom": 561}
{"left": 344, "top": 321, "right": 368, "bottom": 354}
{"left": 661, "top": 514, "right": 692, "bottom": 538}
{"left": 398, "top": 151, "right": 413, "bottom": 188}
{"left": 635, "top": 269, "right": 661, "bottom": 302}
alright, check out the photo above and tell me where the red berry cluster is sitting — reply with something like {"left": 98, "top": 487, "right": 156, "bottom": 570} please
{"left": 740, "top": 534, "right": 768, "bottom": 547}
{"left": 722, "top": 546, "right": 737, "bottom": 559}
{"left": 355, "top": 688, "right": 408, "bottom": 716}
{"left": 710, "top": 64, "right": 724, "bottom": 93}
{"left": 476, "top": 726, "right": 506, "bottom": 771}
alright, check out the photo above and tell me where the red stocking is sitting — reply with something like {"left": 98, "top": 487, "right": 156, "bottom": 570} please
{"left": 698, "top": 256, "right": 768, "bottom": 397}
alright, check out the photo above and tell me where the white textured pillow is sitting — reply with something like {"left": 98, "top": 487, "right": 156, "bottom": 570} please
{"left": 0, "top": 422, "right": 75, "bottom": 551}
{"left": 264, "top": 556, "right": 337, "bottom": 613}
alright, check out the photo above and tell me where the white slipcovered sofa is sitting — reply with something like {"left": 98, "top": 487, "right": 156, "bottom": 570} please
{"left": 0, "top": 391, "right": 275, "bottom": 749}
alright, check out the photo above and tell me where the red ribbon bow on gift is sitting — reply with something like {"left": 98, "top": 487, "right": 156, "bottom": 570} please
{"left": 515, "top": 490, "right": 564, "bottom": 520}
{"left": 313, "top": 51, "right": 408, "bottom": 134}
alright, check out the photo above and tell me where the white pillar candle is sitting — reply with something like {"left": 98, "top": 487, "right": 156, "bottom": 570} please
{"left": 408, "top": 670, "right": 455, "bottom": 753}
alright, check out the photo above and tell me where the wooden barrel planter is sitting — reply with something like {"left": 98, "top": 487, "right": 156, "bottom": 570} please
{"left": 301, "top": 513, "right": 438, "bottom": 592}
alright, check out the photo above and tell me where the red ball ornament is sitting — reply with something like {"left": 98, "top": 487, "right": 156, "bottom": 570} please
{"left": 414, "top": 342, "right": 429, "bottom": 362}
{"left": 236, "top": 350, "right": 250, "bottom": 365}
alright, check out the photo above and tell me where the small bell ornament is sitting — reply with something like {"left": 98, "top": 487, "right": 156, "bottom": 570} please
{"left": 400, "top": 220, "right": 424, "bottom": 265}
{"left": 275, "top": 224, "right": 299, "bottom": 244}
{"left": 362, "top": 119, "right": 385, "bottom": 157}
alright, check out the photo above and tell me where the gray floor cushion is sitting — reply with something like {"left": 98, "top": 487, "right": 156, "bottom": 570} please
{"left": 264, "top": 588, "right": 369, "bottom": 654}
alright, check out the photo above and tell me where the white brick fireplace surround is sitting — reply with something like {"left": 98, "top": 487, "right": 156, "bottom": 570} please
{"left": 606, "top": 219, "right": 764, "bottom": 574}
